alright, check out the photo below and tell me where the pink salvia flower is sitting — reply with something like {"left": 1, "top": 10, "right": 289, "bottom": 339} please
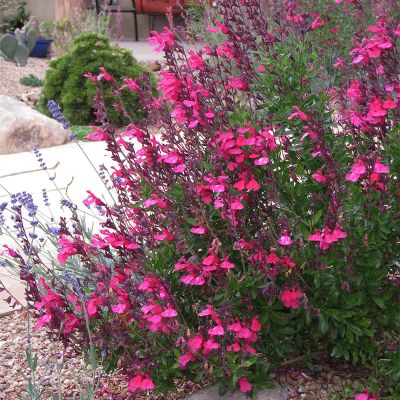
{"left": 311, "top": 16, "right": 324, "bottom": 30}
{"left": 34, "top": 313, "right": 52, "bottom": 330}
{"left": 57, "top": 236, "right": 77, "bottom": 264}
{"left": 87, "top": 127, "right": 108, "bottom": 141}
{"left": 179, "top": 351, "right": 196, "bottom": 369}
{"left": 187, "top": 333, "right": 203, "bottom": 351}
{"left": 280, "top": 288, "right": 302, "bottom": 309}
{"left": 250, "top": 316, "right": 261, "bottom": 332}
{"left": 187, "top": 50, "right": 205, "bottom": 71}
{"left": 147, "top": 27, "right": 174, "bottom": 52}
{"left": 277, "top": 234, "right": 292, "bottom": 246}
{"left": 161, "top": 307, "right": 178, "bottom": 318}
{"left": 373, "top": 158, "right": 389, "bottom": 174}
{"left": 312, "top": 169, "right": 328, "bottom": 184}
{"left": 97, "top": 67, "right": 113, "bottom": 82}
{"left": 238, "top": 377, "right": 252, "bottom": 392}
{"left": 190, "top": 225, "right": 207, "bottom": 235}
{"left": 207, "top": 20, "right": 229, "bottom": 34}
{"left": 354, "top": 389, "right": 377, "bottom": 400}
{"left": 83, "top": 72, "right": 97, "bottom": 82}
{"left": 288, "top": 106, "right": 309, "bottom": 121}
{"left": 208, "top": 325, "right": 225, "bottom": 336}
{"left": 231, "top": 199, "right": 244, "bottom": 210}
{"left": 121, "top": 78, "right": 138, "bottom": 91}
{"left": 226, "top": 77, "right": 248, "bottom": 90}
{"left": 220, "top": 257, "right": 235, "bottom": 269}
{"left": 345, "top": 159, "right": 366, "bottom": 182}
{"left": 128, "top": 374, "right": 155, "bottom": 392}
{"left": 254, "top": 155, "right": 270, "bottom": 166}
{"left": 202, "top": 339, "right": 220, "bottom": 355}
{"left": 173, "top": 164, "right": 186, "bottom": 173}
{"left": 383, "top": 98, "right": 397, "bottom": 109}
{"left": 246, "top": 178, "right": 260, "bottom": 191}
{"left": 333, "top": 57, "right": 345, "bottom": 68}
{"left": 83, "top": 190, "right": 104, "bottom": 207}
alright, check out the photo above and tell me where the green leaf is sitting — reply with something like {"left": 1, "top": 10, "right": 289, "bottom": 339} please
{"left": 218, "top": 380, "right": 228, "bottom": 396}
{"left": 319, "top": 314, "right": 328, "bottom": 334}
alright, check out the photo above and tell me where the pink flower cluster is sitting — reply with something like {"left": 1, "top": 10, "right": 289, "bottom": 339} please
{"left": 179, "top": 305, "right": 261, "bottom": 393}
{"left": 174, "top": 253, "right": 235, "bottom": 286}
{"left": 346, "top": 157, "right": 390, "bottom": 191}
{"left": 308, "top": 225, "right": 347, "bottom": 250}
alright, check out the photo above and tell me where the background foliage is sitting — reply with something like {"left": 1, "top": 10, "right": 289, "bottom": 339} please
{"left": 39, "top": 33, "right": 150, "bottom": 126}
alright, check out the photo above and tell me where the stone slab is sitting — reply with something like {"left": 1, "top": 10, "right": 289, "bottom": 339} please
{"left": 0, "top": 141, "right": 113, "bottom": 313}
{"left": 185, "top": 384, "right": 288, "bottom": 400}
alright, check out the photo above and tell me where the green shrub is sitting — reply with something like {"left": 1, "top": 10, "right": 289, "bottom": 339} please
{"left": 70, "top": 125, "right": 92, "bottom": 141}
{"left": 39, "top": 33, "right": 150, "bottom": 126}
{"left": 20, "top": 74, "right": 44, "bottom": 87}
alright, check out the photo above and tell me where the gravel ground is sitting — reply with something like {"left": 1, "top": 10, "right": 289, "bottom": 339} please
{"left": 0, "top": 311, "right": 92, "bottom": 399}
{"left": 0, "top": 310, "right": 368, "bottom": 400}
{"left": 0, "top": 311, "right": 206, "bottom": 400}
{"left": 0, "top": 58, "right": 49, "bottom": 99}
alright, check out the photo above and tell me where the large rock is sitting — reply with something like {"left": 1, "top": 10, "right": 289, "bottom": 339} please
{"left": 185, "top": 384, "right": 288, "bottom": 400}
{"left": 0, "top": 95, "right": 69, "bottom": 154}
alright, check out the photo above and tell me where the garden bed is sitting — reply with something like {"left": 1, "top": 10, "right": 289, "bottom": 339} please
{"left": 0, "top": 312, "right": 84, "bottom": 399}
{"left": 0, "top": 58, "right": 48, "bottom": 100}
{"left": 0, "top": 311, "right": 368, "bottom": 399}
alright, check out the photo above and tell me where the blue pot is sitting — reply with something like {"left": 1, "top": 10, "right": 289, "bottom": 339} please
{"left": 30, "top": 38, "right": 52, "bottom": 58}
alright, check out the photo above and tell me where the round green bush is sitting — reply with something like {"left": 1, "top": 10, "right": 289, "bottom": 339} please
{"left": 39, "top": 33, "right": 150, "bottom": 126}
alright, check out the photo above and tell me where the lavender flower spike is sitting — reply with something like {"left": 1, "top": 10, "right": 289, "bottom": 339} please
{"left": 47, "top": 100, "right": 71, "bottom": 130}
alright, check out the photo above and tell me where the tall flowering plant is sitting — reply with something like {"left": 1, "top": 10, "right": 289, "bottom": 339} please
{"left": 1, "top": 0, "right": 400, "bottom": 397}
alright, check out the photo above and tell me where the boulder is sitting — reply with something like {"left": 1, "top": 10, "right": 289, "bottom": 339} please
{"left": 0, "top": 95, "right": 69, "bottom": 154}
{"left": 185, "top": 384, "right": 288, "bottom": 400}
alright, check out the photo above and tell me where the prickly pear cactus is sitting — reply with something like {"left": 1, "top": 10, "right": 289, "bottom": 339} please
{"left": 0, "top": 16, "right": 41, "bottom": 65}
{"left": 14, "top": 28, "right": 25, "bottom": 45}
{"left": 0, "top": 29, "right": 33, "bottom": 65}
{"left": 26, "top": 29, "right": 39, "bottom": 52}
{"left": 14, "top": 44, "right": 29, "bottom": 66}
{"left": 0, "top": 33, "right": 17, "bottom": 60}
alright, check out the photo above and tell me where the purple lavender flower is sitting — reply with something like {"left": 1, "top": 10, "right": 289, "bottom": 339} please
{"left": 33, "top": 148, "right": 47, "bottom": 171}
{"left": 63, "top": 271, "right": 82, "bottom": 292}
{"left": 0, "top": 202, "right": 7, "bottom": 233}
{"left": 42, "top": 189, "right": 50, "bottom": 207}
{"left": 60, "top": 199, "right": 77, "bottom": 210}
{"left": 47, "top": 100, "right": 71, "bottom": 130}
{"left": 49, "top": 227, "right": 59, "bottom": 235}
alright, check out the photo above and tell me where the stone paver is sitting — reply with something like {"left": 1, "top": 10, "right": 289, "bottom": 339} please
{"left": 0, "top": 141, "right": 113, "bottom": 313}
{"left": 114, "top": 39, "right": 200, "bottom": 62}
{"left": 185, "top": 384, "right": 288, "bottom": 400}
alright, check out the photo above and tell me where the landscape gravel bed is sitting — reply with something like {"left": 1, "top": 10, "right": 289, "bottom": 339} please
{"left": 0, "top": 311, "right": 367, "bottom": 399}
{"left": 0, "top": 58, "right": 49, "bottom": 99}
{"left": 0, "top": 311, "right": 95, "bottom": 399}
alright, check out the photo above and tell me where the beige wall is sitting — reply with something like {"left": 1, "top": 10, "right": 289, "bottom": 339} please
{"left": 24, "top": 0, "right": 168, "bottom": 40}
{"left": 25, "top": 0, "right": 56, "bottom": 21}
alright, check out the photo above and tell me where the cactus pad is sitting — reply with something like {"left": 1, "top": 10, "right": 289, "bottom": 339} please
{"left": 0, "top": 33, "right": 17, "bottom": 60}
{"left": 14, "top": 44, "right": 29, "bottom": 66}
{"left": 26, "top": 29, "right": 39, "bottom": 52}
